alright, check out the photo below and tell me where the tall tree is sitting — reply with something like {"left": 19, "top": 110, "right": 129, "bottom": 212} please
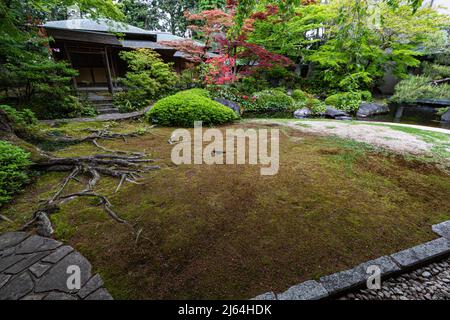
{"left": 157, "top": 0, "right": 197, "bottom": 36}
{"left": 118, "top": 0, "right": 162, "bottom": 30}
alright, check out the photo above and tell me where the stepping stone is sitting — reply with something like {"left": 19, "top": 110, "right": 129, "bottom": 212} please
{"left": 21, "top": 293, "right": 47, "bottom": 300}
{"left": 277, "top": 280, "right": 328, "bottom": 300}
{"left": 0, "top": 254, "right": 25, "bottom": 273}
{"left": 0, "top": 232, "right": 29, "bottom": 251}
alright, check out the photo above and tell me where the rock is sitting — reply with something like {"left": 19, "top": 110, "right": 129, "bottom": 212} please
{"left": 441, "top": 109, "right": 450, "bottom": 122}
{"left": 422, "top": 271, "right": 432, "bottom": 278}
{"left": 325, "top": 106, "right": 349, "bottom": 118}
{"left": 29, "top": 262, "right": 52, "bottom": 278}
{"left": 251, "top": 291, "right": 277, "bottom": 300}
{"left": 390, "top": 238, "right": 450, "bottom": 268}
{"left": 277, "top": 280, "right": 328, "bottom": 300}
{"left": 320, "top": 256, "right": 400, "bottom": 295}
{"left": 357, "top": 102, "right": 389, "bottom": 118}
{"left": 0, "top": 272, "right": 34, "bottom": 300}
{"left": 432, "top": 220, "right": 450, "bottom": 240}
{"left": 293, "top": 108, "right": 312, "bottom": 119}
{"left": 335, "top": 116, "right": 353, "bottom": 120}
{"left": 214, "top": 98, "right": 241, "bottom": 115}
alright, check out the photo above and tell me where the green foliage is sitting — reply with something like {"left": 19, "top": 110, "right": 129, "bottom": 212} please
{"left": 116, "top": 49, "right": 179, "bottom": 112}
{"left": 182, "top": 88, "right": 211, "bottom": 98}
{"left": 146, "top": 90, "right": 238, "bottom": 127}
{"left": 247, "top": 89, "right": 294, "bottom": 113}
{"left": 0, "top": 141, "right": 31, "bottom": 206}
{"left": 306, "top": 98, "right": 326, "bottom": 115}
{"left": 207, "top": 85, "right": 255, "bottom": 112}
{"left": 233, "top": 76, "right": 270, "bottom": 95}
{"left": 0, "top": 0, "right": 123, "bottom": 119}
{"left": 291, "top": 89, "right": 310, "bottom": 102}
{"left": 0, "top": 105, "right": 37, "bottom": 127}
{"left": 325, "top": 91, "right": 372, "bottom": 113}
{"left": 422, "top": 62, "right": 450, "bottom": 79}
{"left": 391, "top": 75, "right": 450, "bottom": 104}
{"left": 198, "top": 0, "right": 226, "bottom": 10}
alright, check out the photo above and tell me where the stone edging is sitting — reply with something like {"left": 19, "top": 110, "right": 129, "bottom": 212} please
{"left": 252, "top": 220, "right": 450, "bottom": 300}
{"left": 0, "top": 232, "right": 113, "bottom": 300}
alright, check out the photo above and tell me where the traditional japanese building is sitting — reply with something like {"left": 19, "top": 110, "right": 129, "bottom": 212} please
{"left": 42, "top": 18, "right": 196, "bottom": 94}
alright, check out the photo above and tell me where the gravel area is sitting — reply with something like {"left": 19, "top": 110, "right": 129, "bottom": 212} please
{"left": 251, "top": 119, "right": 450, "bottom": 157}
{"left": 339, "top": 257, "right": 450, "bottom": 300}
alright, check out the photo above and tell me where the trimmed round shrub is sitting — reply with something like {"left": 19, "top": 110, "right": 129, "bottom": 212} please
{"left": 291, "top": 89, "right": 310, "bottom": 102}
{"left": 182, "top": 88, "right": 211, "bottom": 98}
{"left": 0, "top": 141, "right": 31, "bottom": 206}
{"left": 146, "top": 90, "right": 238, "bottom": 127}
{"left": 325, "top": 91, "right": 373, "bottom": 113}
{"left": 248, "top": 89, "right": 294, "bottom": 112}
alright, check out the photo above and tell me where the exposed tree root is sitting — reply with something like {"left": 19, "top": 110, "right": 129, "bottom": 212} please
{"left": 0, "top": 110, "right": 160, "bottom": 240}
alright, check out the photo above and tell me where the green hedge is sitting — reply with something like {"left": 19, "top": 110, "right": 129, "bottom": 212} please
{"left": 0, "top": 141, "right": 31, "bottom": 206}
{"left": 146, "top": 90, "right": 238, "bottom": 127}
{"left": 247, "top": 89, "right": 294, "bottom": 112}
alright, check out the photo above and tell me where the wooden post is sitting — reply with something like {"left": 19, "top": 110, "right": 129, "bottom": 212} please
{"left": 64, "top": 44, "right": 78, "bottom": 92}
{"left": 104, "top": 47, "right": 114, "bottom": 94}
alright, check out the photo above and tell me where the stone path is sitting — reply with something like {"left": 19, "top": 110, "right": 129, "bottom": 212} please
{"left": 0, "top": 232, "right": 112, "bottom": 300}
{"left": 41, "top": 105, "right": 152, "bottom": 126}
{"left": 340, "top": 257, "right": 450, "bottom": 300}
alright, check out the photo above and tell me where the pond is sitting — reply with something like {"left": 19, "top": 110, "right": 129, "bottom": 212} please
{"left": 359, "top": 104, "right": 450, "bottom": 129}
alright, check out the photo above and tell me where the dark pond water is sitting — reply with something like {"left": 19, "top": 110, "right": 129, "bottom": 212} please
{"left": 358, "top": 104, "right": 450, "bottom": 130}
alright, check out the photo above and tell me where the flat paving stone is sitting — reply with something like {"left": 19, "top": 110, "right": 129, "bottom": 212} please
{"left": 44, "top": 292, "right": 78, "bottom": 300}
{"left": 0, "top": 254, "right": 25, "bottom": 273}
{"left": 29, "top": 262, "right": 53, "bottom": 278}
{"left": 0, "top": 232, "right": 29, "bottom": 251}
{"left": 77, "top": 274, "right": 103, "bottom": 299}
{"left": 85, "top": 288, "right": 113, "bottom": 300}
{"left": 277, "top": 280, "right": 328, "bottom": 300}
{"left": 432, "top": 221, "right": 450, "bottom": 240}
{"left": 5, "top": 251, "right": 51, "bottom": 274}
{"left": 0, "top": 232, "right": 112, "bottom": 300}
{"left": 0, "top": 272, "right": 34, "bottom": 300}
{"left": 35, "top": 251, "right": 92, "bottom": 293}
{"left": 15, "top": 235, "right": 61, "bottom": 254}
{"left": 390, "top": 237, "right": 450, "bottom": 268}
{"left": 320, "top": 256, "right": 400, "bottom": 295}
{"left": 42, "top": 245, "right": 73, "bottom": 264}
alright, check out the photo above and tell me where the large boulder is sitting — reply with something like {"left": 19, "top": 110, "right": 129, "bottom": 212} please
{"left": 214, "top": 98, "right": 241, "bottom": 115}
{"left": 441, "top": 109, "right": 450, "bottom": 122}
{"left": 293, "top": 108, "right": 312, "bottom": 119}
{"left": 325, "top": 106, "right": 349, "bottom": 118}
{"left": 357, "top": 102, "right": 389, "bottom": 118}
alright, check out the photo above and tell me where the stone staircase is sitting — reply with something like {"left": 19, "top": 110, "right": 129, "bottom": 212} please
{"left": 79, "top": 88, "right": 119, "bottom": 115}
